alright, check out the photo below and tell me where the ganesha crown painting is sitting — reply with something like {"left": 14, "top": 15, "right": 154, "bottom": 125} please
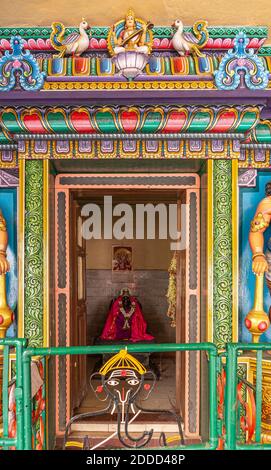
{"left": 0, "top": 0, "right": 271, "bottom": 456}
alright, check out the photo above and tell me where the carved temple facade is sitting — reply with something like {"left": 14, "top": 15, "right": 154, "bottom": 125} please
{"left": 0, "top": 11, "right": 271, "bottom": 449}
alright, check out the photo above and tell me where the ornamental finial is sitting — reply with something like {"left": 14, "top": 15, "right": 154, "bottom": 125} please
{"left": 125, "top": 8, "right": 135, "bottom": 19}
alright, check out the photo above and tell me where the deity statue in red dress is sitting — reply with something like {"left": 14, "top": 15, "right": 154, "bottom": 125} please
{"left": 100, "top": 288, "right": 154, "bottom": 342}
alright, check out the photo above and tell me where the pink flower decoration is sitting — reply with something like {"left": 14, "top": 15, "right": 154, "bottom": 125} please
{"left": 12, "top": 60, "right": 21, "bottom": 68}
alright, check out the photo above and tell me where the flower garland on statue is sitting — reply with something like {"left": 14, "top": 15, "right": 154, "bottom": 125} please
{"left": 166, "top": 252, "right": 177, "bottom": 327}
{"left": 119, "top": 300, "right": 136, "bottom": 330}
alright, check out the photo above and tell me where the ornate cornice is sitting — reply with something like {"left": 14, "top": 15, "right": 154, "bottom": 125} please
{"left": 13, "top": 133, "right": 246, "bottom": 140}
{"left": 0, "top": 28, "right": 269, "bottom": 92}
{"left": 0, "top": 25, "right": 267, "bottom": 52}
{"left": 1, "top": 105, "right": 271, "bottom": 168}
{"left": 0, "top": 105, "right": 260, "bottom": 137}
{"left": 0, "top": 104, "right": 267, "bottom": 168}
{"left": 35, "top": 52, "right": 271, "bottom": 84}
{"left": 11, "top": 137, "right": 241, "bottom": 161}
{"left": 40, "top": 55, "right": 218, "bottom": 77}
{"left": 245, "top": 119, "right": 271, "bottom": 143}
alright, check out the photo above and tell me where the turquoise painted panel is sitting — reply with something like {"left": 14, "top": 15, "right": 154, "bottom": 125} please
{"left": 239, "top": 171, "right": 271, "bottom": 342}
{"left": 0, "top": 189, "right": 17, "bottom": 337}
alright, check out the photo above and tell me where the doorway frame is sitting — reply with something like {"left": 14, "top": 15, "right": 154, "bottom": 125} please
{"left": 54, "top": 172, "right": 201, "bottom": 438}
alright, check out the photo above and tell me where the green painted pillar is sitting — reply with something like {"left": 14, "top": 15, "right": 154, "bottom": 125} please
{"left": 207, "top": 159, "right": 238, "bottom": 349}
{"left": 19, "top": 159, "right": 49, "bottom": 348}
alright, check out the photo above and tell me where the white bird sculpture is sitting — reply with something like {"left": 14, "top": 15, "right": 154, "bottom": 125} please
{"left": 172, "top": 19, "right": 208, "bottom": 57}
{"left": 51, "top": 19, "right": 91, "bottom": 58}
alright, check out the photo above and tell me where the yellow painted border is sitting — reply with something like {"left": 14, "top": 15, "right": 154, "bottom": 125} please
{"left": 207, "top": 159, "right": 213, "bottom": 342}
{"left": 43, "top": 80, "right": 216, "bottom": 91}
{"left": 232, "top": 159, "right": 239, "bottom": 342}
{"left": 42, "top": 162, "right": 49, "bottom": 450}
{"left": 45, "top": 355, "right": 49, "bottom": 449}
{"left": 18, "top": 159, "right": 25, "bottom": 338}
{"left": 43, "top": 160, "right": 49, "bottom": 347}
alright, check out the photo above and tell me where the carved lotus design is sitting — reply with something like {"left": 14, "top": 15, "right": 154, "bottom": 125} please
{"left": 112, "top": 51, "right": 148, "bottom": 80}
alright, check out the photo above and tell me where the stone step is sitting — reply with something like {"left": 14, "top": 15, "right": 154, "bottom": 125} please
{"left": 71, "top": 421, "right": 180, "bottom": 433}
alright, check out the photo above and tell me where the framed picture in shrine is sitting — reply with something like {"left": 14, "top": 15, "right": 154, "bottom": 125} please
{"left": 112, "top": 246, "right": 133, "bottom": 271}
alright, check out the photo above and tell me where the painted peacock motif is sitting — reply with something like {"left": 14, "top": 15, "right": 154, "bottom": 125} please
{"left": 50, "top": 19, "right": 90, "bottom": 58}
{"left": 172, "top": 19, "right": 209, "bottom": 57}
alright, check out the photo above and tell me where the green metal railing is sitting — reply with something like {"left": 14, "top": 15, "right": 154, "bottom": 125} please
{"left": 22, "top": 342, "right": 218, "bottom": 450}
{"left": 225, "top": 342, "right": 271, "bottom": 450}
{"left": 1, "top": 339, "right": 271, "bottom": 450}
{"left": 0, "top": 338, "right": 27, "bottom": 450}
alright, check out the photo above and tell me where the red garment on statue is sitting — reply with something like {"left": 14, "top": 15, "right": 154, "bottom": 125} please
{"left": 100, "top": 296, "right": 154, "bottom": 342}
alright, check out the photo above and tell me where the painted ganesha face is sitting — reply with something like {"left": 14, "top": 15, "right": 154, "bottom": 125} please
{"left": 105, "top": 369, "right": 141, "bottom": 403}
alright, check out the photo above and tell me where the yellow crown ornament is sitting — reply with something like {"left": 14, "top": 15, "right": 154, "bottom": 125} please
{"left": 99, "top": 349, "right": 146, "bottom": 376}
